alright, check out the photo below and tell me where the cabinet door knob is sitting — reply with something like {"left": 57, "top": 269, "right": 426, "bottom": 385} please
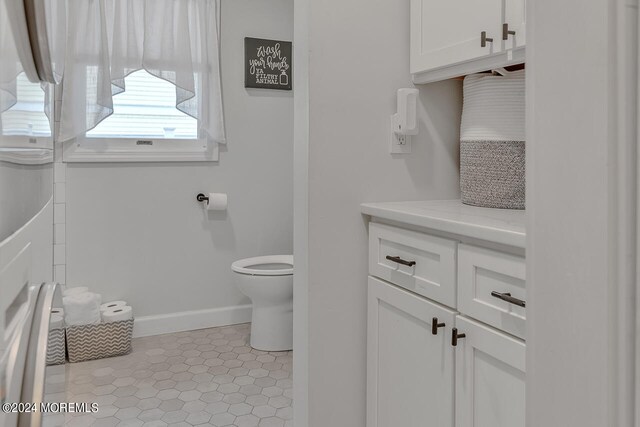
{"left": 502, "top": 23, "right": 516, "bottom": 40}
{"left": 451, "top": 328, "right": 466, "bottom": 346}
{"left": 431, "top": 317, "right": 445, "bottom": 335}
{"left": 481, "top": 31, "right": 494, "bottom": 47}
{"left": 385, "top": 255, "right": 416, "bottom": 267}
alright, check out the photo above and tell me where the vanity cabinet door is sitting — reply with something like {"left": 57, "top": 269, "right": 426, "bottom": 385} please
{"left": 367, "top": 276, "right": 456, "bottom": 427}
{"left": 455, "top": 316, "right": 525, "bottom": 427}
{"left": 410, "top": 0, "right": 503, "bottom": 74}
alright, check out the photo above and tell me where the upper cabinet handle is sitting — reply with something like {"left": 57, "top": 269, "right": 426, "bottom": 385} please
{"left": 481, "top": 31, "right": 494, "bottom": 47}
{"left": 385, "top": 255, "right": 416, "bottom": 267}
{"left": 491, "top": 291, "right": 526, "bottom": 308}
{"left": 503, "top": 23, "right": 516, "bottom": 40}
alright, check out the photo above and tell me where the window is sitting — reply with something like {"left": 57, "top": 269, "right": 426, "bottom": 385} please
{"left": 87, "top": 70, "right": 197, "bottom": 139}
{"left": 64, "top": 69, "right": 218, "bottom": 163}
{"left": 0, "top": 72, "right": 53, "bottom": 164}
{"left": 1, "top": 72, "right": 52, "bottom": 139}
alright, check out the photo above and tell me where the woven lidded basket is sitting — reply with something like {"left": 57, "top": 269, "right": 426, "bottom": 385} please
{"left": 66, "top": 319, "right": 134, "bottom": 363}
{"left": 460, "top": 69, "right": 525, "bottom": 209}
{"left": 46, "top": 328, "right": 66, "bottom": 366}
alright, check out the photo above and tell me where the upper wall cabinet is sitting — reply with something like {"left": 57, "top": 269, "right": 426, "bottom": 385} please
{"left": 410, "top": 0, "right": 526, "bottom": 84}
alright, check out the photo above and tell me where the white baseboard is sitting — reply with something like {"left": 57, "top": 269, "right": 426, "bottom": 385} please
{"left": 133, "top": 304, "right": 252, "bottom": 338}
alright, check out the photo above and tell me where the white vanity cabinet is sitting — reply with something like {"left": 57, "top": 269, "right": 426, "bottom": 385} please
{"left": 410, "top": 0, "right": 526, "bottom": 83}
{"left": 362, "top": 200, "right": 526, "bottom": 427}
{"left": 367, "top": 276, "right": 456, "bottom": 427}
{"left": 455, "top": 316, "right": 526, "bottom": 427}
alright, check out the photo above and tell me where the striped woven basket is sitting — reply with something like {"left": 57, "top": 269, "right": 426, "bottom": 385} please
{"left": 46, "top": 328, "right": 66, "bottom": 366}
{"left": 460, "top": 69, "right": 525, "bottom": 209}
{"left": 66, "top": 319, "right": 134, "bottom": 363}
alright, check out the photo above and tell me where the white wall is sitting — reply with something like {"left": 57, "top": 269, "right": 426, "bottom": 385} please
{"left": 305, "top": 1, "right": 462, "bottom": 425}
{"left": 64, "top": 0, "right": 294, "bottom": 322}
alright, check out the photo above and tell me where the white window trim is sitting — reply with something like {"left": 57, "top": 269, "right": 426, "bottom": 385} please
{"left": 0, "top": 147, "right": 53, "bottom": 165}
{"left": 63, "top": 136, "right": 219, "bottom": 163}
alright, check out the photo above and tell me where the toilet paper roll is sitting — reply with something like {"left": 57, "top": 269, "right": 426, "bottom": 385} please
{"left": 51, "top": 307, "right": 64, "bottom": 317}
{"left": 206, "top": 193, "right": 227, "bottom": 211}
{"left": 100, "top": 301, "right": 127, "bottom": 312}
{"left": 101, "top": 306, "right": 133, "bottom": 323}
{"left": 63, "top": 286, "right": 88, "bottom": 297}
{"left": 49, "top": 314, "right": 64, "bottom": 330}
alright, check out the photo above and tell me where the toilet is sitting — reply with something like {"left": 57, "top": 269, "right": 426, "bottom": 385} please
{"left": 231, "top": 255, "right": 293, "bottom": 351}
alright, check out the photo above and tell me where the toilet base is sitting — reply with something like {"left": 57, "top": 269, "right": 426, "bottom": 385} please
{"left": 249, "top": 302, "right": 293, "bottom": 351}
{"left": 231, "top": 256, "right": 294, "bottom": 352}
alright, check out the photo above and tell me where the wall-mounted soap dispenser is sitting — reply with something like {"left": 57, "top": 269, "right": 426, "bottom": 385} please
{"left": 390, "top": 88, "right": 419, "bottom": 154}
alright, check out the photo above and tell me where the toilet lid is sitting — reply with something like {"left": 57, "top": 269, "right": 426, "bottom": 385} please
{"left": 231, "top": 255, "right": 293, "bottom": 276}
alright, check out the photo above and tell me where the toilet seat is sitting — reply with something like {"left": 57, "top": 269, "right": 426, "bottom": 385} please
{"left": 231, "top": 255, "right": 293, "bottom": 276}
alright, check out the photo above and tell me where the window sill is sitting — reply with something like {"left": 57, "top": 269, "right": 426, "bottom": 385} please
{"left": 0, "top": 148, "right": 54, "bottom": 165}
{"left": 62, "top": 137, "right": 219, "bottom": 163}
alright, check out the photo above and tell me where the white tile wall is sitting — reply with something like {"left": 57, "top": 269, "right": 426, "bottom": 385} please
{"left": 54, "top": 223, "right": 65, "bottom": 245}
{"left": 53, "top": 203, "right": 65, "bottom": 224}
{"left": 53, "top": 85, "right": 66, "bottom": 285}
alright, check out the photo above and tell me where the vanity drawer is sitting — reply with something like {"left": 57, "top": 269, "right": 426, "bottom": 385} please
{"left": 458, "top": 244, "right": 526, "bottom": 339}
{"left": 369, "top": 222, "right": 457, "bottom": 307}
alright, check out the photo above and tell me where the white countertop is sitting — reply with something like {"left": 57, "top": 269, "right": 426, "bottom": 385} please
{"left": 361, "top": 200, "right": 526, "bottom": 248}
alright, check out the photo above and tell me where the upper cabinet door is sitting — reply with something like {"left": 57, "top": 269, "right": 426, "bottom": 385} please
{"left": 367, "top": 276, "right": 456, "bottom": 427}
{"left": 410, "top": 0, "right": 503, "bottom": 74}
{"left": 503, "top": 0, "right": 526, "bottom": 49}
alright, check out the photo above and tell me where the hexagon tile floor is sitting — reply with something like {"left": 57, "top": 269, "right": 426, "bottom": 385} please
{"left": 60, "top": 323, "right": 292, "bottom": 427}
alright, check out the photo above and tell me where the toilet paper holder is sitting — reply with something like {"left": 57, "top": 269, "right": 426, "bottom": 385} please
{"left": 196, "top": 193, "right": 209, "bottom": 203}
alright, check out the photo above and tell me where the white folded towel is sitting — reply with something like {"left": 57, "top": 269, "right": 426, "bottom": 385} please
{"left": 63, "top": 292, "right": 102, "bottom": 326}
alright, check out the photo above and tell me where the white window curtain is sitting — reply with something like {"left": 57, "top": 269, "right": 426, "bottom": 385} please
{"left": 58, "top": 0, "right": 225, "bottom": 144}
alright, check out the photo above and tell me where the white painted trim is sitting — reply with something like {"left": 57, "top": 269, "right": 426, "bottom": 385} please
{"left": 411, "top": 48, "right": 525, "bottom": 85}
{"left": 0, "top": 148, "right": 53, "bottom": 165}
{"left": 526, "top": 0, "right": 636, "bottom": 425}
{"left": 63, "top": 137, "right": 219, "bottom": 163}
{"left": 132, "top": 304, "right": 252, "bottom": 338}
{"left": 0, "top": 135, "right": 53, "bottom": 151}
{"left": 613, "top": 0, "right": 638, "bottom": 425}
{"left": 633, "top": 1, "right": 640, "bottom": 425}
{"left": 293, "top": 0, "right": 310, "bottom": 424}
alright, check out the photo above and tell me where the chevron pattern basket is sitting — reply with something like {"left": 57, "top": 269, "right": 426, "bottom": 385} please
{"left": 66, "top": 319, "right": 134, "bottom": 363}
{"left": 46, "top": 328, "right": 66, "bottom": 366}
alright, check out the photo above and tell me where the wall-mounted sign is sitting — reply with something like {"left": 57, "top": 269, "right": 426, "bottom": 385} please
{"left": 244, "top": 37, "right": 292, "bottom": 90}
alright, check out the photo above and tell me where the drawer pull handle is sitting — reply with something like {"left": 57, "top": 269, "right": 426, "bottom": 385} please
{"left": 491, "top": 291, "right": 526, "bottom": 308}
{"left": 385, "top": 255, "right": 416, "bottom": 267}
{"left": 431, "top": 317, "right": 445, "bottom": 335}
{"left": 451, "top": 328, "right": 466, "bottom": 347}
